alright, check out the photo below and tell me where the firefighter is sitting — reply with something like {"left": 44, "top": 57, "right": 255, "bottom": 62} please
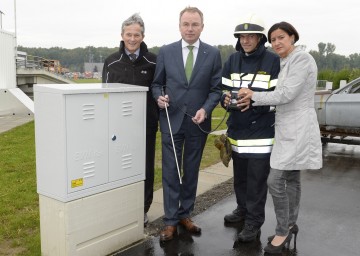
{"left": 221, "top": 14, "right": 280, "bottom": 242}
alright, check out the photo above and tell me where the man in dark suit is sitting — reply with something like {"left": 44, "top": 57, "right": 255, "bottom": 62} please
{"left": 151, "top": 6, "right": 222, "bottom": 242}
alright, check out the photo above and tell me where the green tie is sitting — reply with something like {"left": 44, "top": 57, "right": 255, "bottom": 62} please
{"left": 185, "top": 46, "right": 194, "bottom": 81}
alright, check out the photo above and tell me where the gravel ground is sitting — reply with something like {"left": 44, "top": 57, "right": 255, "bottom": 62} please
{"left": 144, "top": 177, "right": 234, "bottom": 237}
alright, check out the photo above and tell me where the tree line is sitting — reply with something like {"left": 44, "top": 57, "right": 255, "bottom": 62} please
{"left": 18, "top": 42, "right": 359, "bottom": 89}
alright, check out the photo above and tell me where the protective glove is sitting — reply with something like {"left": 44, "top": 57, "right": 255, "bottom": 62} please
{"left": 214, "top": 134, "right": 232, "bottom": 167}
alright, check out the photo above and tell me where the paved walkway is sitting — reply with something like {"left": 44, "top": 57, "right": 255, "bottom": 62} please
{"left": 0, "top": 115, "right": 34, "bottom": 134}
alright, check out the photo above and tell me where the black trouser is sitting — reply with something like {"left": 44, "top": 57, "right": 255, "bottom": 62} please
{"left": 144, "top": 129, "right": 157, "bottom": 213}
{"left": 232, "top": 153, "right": 270, "bottom": 228}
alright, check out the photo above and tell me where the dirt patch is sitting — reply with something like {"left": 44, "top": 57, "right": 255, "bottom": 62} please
{"left": 144, "top": 177, "right": 234, "bottom": 237}
{"left": 0, "top": 240, "right": 26, "bottom": 256}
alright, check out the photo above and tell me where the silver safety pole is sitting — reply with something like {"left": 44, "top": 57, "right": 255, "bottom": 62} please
{"left": 163, "top": 95, "right": 182, "bottom": 184}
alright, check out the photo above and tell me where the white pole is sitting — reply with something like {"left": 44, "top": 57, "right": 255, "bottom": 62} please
{"left": 163, "top": 101, "right": 182, "bottom": 184}
{"left": 14, "top": 0, "right": 17, "bottom": 50}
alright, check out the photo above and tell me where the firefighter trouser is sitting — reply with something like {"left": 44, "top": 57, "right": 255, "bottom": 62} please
{"left": 232, "top": 152, "right": 270, "bottom": 228}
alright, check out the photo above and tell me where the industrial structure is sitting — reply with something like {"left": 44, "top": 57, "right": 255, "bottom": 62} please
{"left": 0, "top": 27, "right": 73, "bottom": 116}
{"left": 0, "top": 28, "right": 33, "bottom": 116}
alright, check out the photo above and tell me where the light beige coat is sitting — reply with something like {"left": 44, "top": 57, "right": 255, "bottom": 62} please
{"left": 252, "top": 46, "right": 322, "bottom": 170}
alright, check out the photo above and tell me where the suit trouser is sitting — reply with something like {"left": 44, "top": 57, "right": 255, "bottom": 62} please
{"left": 144, "top": 129, "right": 157, "bottom": 213}
{"left": 161, "top": 117, "right": 207, "bottom": 226}
{"left": 267, "top": 169, "right": 301, "bottom": 236}
{"left": 232, "top": 153, "right": 270, "bottom": 228}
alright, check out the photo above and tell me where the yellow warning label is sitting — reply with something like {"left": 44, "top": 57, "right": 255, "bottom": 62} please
{"left": 71, "top": 178, "right": 83, "bottom": 188}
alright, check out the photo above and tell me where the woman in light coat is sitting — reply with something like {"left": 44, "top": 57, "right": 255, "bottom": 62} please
{"left": 238, "top": 21, "right": 322, "bottom": 253}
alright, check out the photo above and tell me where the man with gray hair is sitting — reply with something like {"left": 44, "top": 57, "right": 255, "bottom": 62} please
{"left": 102, "top": 13, "right": 158, "bottom": 226}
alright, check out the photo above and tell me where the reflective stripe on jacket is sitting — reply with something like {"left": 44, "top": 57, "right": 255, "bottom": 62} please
{"left": 222, "top": 74, "right": 277, "bottom": 90}
{"left": 228, "top": 137, "right": 274, "bottom": 154}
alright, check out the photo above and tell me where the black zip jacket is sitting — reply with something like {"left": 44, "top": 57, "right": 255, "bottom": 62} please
{"left": 102, "top": 41, "right": 158, "bottom": 130}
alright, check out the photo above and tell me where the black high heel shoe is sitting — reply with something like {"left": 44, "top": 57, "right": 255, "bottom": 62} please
{"left": 267, "top": 224, "right": 299, "bottom": 244}
{"left": 264, "top": 233, "right": 292, "bottom": 254}
{"left": 292, "top": 224, "right": 298, "bottom": 249}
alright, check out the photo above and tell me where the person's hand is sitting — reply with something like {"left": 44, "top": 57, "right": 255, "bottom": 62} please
{"left": 192, "top": 108, "right": 206, "bottom": 124}
{"left": 238, "top": 88, "right": 253, "bottom": 112}
{"left": 157, "top": 95, "right": 169, "bottom": 109}
{"left": 223, "top": 91, "right": 231, "bottom": 107}
{"left": 238, "top": 88, "right": 253, "bottom": 100}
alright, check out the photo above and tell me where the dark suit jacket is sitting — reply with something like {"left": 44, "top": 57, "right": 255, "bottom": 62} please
{"left": 151, "top": 40, "right": 222, "bottom": 135}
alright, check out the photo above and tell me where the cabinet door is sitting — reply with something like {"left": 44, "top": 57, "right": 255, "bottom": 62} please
{"left": 108, "top": 92, "right": 146, "bottom": 182}
{"left": 65, "top": 94, "right": 109, "bottom": 193}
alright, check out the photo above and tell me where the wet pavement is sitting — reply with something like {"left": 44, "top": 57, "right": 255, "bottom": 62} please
{"left": 114, "top": 141, "right": 360, "bottom": 256}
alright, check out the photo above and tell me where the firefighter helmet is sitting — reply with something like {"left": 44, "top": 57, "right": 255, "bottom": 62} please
{"left": 234, "top": 14, "right": 267, "bottom": 45}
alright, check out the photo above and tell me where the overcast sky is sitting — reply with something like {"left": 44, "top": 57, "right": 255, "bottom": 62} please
{"left": 1, "top": 0, "right": 359, "bottom": 56}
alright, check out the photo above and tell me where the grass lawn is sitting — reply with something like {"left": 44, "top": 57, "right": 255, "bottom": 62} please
{"left": 0, "top": 105, "right": 227, "bottom": 255}
{"left": 0, "top": 122, "right": 39, "bottom": 256}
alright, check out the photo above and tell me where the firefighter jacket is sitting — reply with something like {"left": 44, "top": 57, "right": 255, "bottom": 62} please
{"left": 102, "top": 41, "right": 159, "bottom": 131}
{"left": 221, "top": 44, "right": 280, "bottom": 158}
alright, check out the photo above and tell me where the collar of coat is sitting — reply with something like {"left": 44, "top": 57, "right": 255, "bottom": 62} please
{"left": 118, "top": 41, "right": 149, "bottom": 58}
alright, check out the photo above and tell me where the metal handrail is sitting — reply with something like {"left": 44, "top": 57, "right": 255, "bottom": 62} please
{"left": 16, "top": 54, "right": 63, "bottom": 73}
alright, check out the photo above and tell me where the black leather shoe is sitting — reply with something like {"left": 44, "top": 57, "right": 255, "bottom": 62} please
{"left": 224, "top": 208, "right": 245, "bottom": 223}
{"left": 237, "top": 224, "right": 261, "bottom": 242}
